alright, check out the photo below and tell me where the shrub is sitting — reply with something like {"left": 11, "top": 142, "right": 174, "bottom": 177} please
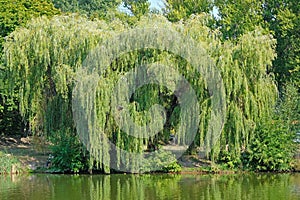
{"left": 243, "top": 119, "right": 296, "bottom": 171}
{"left": 49, "top": 129, "right": 88, "bottom": 173}
{"left": 243, "top": 84, "right": 299, "bottom": 171}
{"left": 142, "top": 149, "right": 182, "bottom": 173}
{"left": 218, "top": 150, "right": 241, "bottom": 169}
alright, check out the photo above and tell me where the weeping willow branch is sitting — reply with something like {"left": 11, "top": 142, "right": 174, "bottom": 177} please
{"left": 3, "top": 14, "right": 277, "bottom": 172}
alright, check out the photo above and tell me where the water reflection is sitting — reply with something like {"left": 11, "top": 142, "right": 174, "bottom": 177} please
{"left": 0, "top": 173, "right": 300, "bottom": 200}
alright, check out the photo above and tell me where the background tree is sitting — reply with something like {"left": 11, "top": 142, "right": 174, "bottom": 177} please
{"left": 51, "top": 0, "right": 122, "bottom": 19}
{"left": 214, "top": 0, "right": 299, "bottom": 169}
{"left": 0, "top": 0, "right": 59, "bottom": 51}
{"left": 214, "top": 0, "right": 266, "bottom": 40}
{"left": 214, "top": 0, "right": 299, "bottom": 89}
{"left": 163, "top": 0, "right": 213, "bottom": 22}
{"left": 263, "top": 0, "right": 300, "bottom": 90}
{"left": 123, "top": 0, "right": 150, "bottom": 18}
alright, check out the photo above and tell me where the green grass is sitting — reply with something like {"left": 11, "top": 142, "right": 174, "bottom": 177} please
{"left": 0, "top": 151, "right": 21, "bottom": 174}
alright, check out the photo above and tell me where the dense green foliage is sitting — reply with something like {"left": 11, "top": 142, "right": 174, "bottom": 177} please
{"left": 142, "top": 150, "right": 182, "bottom": 173}
{"left": 0, "top": 151, "right": 21, "bottom": 174}
{"left": 243, "top": 84, "right": 299, "bottom": 171}
{"left": 0, "top": 0, "right": 59, "bottom": 136}
{"left": 2, "top": 13, "right": 277, "bottom": 172}
{"left": 215, "top": 0, "right": 265, "bottom": 39}
{"left": 123, "top": 0, "right": 150, "bottom": 17}
{"left": 172, "top": 0, "right": 300, "bottom": 171}
{"left": 215, "top": 0, "right": 300, "bottom": 89}
{"left": 214, "top": 0, "right": 299, "bottom": 171}
{"left": 0, "top": 93, "right": 23, "bottom": 135}
{"left": 164, "top": 0, "right": 213, "bottom": 22}
{"left": 265, "top": 0, "right": 300, "bottom": 89}
{"left": 278, "top": 84, "right": 300, "bottom": 133}
{"left": 51, "top": 0, "right": 122, "bottom": 19}
{"left": 0, "top": 0, "right": 59, "bottom": 49}
{"left": 49, "top": 129, "right": 88, "bottom": 173}
{"left": 0, "top": 0, "right": 298, "bottom": 173}
{"left": 243, "top": 119, "right": 296, "bottom": 171}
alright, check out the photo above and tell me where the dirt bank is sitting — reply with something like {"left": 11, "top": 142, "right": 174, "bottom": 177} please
{"left": 0, "top": 135, "right": 50, "bottom": 171}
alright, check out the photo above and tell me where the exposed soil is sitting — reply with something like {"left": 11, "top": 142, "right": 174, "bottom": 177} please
{"left": 0, "top": 135, "right": 50, "bottom": 171}
{"left": 0, "top": 135, "right": 214, "bottom": 173}
{"left": 3, "top": 135, "right": 298, "bottom": 174}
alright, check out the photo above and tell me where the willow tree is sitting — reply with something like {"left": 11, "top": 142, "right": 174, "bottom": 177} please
{"left": 3, "top": 14, "right": 277, "bottom": 173}
{"left": 3, "top": 14, "right": 127, "bottom": 172}
{"left": 180, "top": 15, "right": 277, "bottom": 163}
{"left": 0, "top": 0, "right": 60, "bottom": 136}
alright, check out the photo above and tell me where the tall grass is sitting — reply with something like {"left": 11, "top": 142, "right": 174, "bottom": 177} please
{"left": 0, "top": 151, "right": 21, "bottom": 174}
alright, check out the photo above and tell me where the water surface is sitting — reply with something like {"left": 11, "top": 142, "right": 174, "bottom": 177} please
{"left": 1, "top": 173, "right": 300, "bottom": 200}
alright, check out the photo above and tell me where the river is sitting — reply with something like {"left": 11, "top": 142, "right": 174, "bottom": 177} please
{"left": 1, "top": 173, "right": 300, "bottom": 199}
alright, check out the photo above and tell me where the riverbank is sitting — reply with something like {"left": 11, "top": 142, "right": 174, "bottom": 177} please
{"left": 1, "top": 135, "right": 300, "bottom": 175}
{"left": 0, "top": 135, "right": 50, "bottom": 174}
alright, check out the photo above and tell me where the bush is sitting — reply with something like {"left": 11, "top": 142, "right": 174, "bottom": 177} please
{"left": 243, "top": 119, "right": 296, "bottom": 171}
{"left": 142, "top": 149, "right": 182, "bottom": 173}
{"left": 218, "top": 150, "right": 241, "bottom": 169}
{"left": 243, "top": 84, "right": 299, "bottom": 172}
{"left": 163, "top": 161, "right": 182, "bottom": 173}
{"left": 49, "top": 129, "right": 88, "bottom": 173}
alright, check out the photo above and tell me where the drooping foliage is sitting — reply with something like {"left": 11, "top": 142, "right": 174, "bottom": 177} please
{"left": 215, "top": 29, "right": 277, "bottom": 163}
{"left": 215, "top": 0, "right": 299, "bottom": 92}
{"left": 214, "top": 2, "right": 299, "bottom": 168}
{"left": 3, "top": 14, "right": 277, "bottom": 173}
{"left": 243, "top": 83, "right": 299, "bottom": 171}
{"left": 0, "top": 0, "right": 59, "bottom": 136}
{"left": 245, "top": 83, "right": 299, "bottom": 172}
{"left": 3, "top": 15, "right": 123, "bottom": 136}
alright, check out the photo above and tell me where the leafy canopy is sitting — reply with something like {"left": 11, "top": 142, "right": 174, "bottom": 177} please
{"left": 0, "top": 0, "right": 59, "bottom": 48}
{"left": 164, "top": 0, "right": 213, "bottom": 22}
{"left": 3, "top": 14, "right": 277, "bottom": 172}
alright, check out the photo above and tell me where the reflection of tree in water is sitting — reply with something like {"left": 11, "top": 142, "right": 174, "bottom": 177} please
{"left": 0, "top": 175, "right": 52, "bottom": 200}
{"left": 1, "top": 174, "right": 300, "bottom": 199}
